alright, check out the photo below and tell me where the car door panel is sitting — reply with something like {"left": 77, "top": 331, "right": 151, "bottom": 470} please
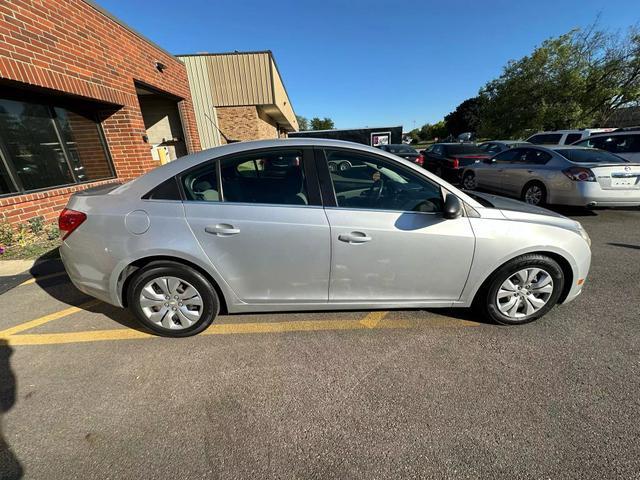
{"left": 184, "top": 203, "right": 330, "bottom": 303}
{"left": 325, "top": 208, "right": 475, "bottom": 301}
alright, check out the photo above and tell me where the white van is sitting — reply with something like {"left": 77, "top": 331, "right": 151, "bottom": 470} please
{"left": 526, "top": 129, "right": 616, "bottom": 145}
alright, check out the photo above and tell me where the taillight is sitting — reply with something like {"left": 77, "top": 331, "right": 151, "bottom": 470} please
{"left": 562, "top": 167, "right": 596, "bottom": 182}
{"left": 58, "top": 208, "right": 87, "bottom": 240}
{"left": 451, "top": 158, "right": 460, "bottom": 169}
{"left": 416, "top": 154, "right": 424, "bottom": 166}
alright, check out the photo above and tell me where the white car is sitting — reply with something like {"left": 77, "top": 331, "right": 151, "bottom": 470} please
{"left": 526, "top": 129, "right": 616, "bottom": 146}
{"left": 572, "top": 131, "right": 640, "bottom": 162}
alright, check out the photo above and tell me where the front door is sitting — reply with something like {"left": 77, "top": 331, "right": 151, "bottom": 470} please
{"left": 182, "top": 147, "right": 330, "bottom": 303}
{"left": 318, "top": 148, "right": 475, "bottom": 302}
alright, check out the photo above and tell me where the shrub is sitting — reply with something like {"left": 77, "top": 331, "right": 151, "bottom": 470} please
{"left": 28, "top": 215, "right": 45, "bottom": 235}
{"left": 0, "top": 221, "right": 14, "bottom": 245}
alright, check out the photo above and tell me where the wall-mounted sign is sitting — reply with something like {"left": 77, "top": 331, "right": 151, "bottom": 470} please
{"left": 371, "top": 131, "right": 391, "bottom": 146}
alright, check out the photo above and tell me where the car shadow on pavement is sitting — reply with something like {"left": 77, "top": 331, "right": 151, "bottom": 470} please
{"left": 0, "top": 339, "right": 23, "bottom": 480}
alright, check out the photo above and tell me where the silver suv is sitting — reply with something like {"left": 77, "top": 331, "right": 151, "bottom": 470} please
{"left": 59, "top": 139, "right": 591, "bottom": 336}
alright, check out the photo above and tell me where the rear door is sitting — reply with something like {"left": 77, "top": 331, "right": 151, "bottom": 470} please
{"left": 500, "top": 148, "right": 553, "bottom": 196}
{"left": 182, "top": 147, "right": 331, "bottom": 303}
{"left": 317, "top": 148, "right": 475, "bottom": 302}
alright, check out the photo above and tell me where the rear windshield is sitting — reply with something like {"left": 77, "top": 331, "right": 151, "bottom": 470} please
{"left": 557, "top": 148, "right": 628, "bottom": 164}
{"left": 387, "top": 145, "right": 417, "bottom": 154}
{"left": 445, "top": 145, "right": 486, "bottom": 155}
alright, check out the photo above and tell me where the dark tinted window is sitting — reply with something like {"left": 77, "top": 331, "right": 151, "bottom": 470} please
{"left": 557, "top": 149, "right": 628, "bottom": 163}
{"left": 325, "top": 149, "right": 442, "bottom": 212}
{"left": 144, "top": 177, "right": 181, "bottom": 200}
{"left": 444, "top": 145, "right": 486, "bottom": 155}
{"left": 480, "top": 143, "right": 503, "bottom": 154}
{"left": 565, "top": 133, "right": 583, "bottom": 144}
{"left": 0, "top": 98, "right": 114, "bottom": 194}
{"left": 493, "top": 148, "right": 523, "bottom": 163}
{"left": 432, "top": 145, "right": 444, "bottom": 155}
{"left": 220, "top": 150, "right": 308, "bottom": 205}
{"left": 521, "top": 149, "right": 552, "bottom": 164}
{"left": 182, "top": 161, "right": 220, "bottom": 202}
{"left": 575, "top": 134, "right": 640, "bottom": 154}
{"left": 527, "top": 134, "right": 563, "bottom": 144}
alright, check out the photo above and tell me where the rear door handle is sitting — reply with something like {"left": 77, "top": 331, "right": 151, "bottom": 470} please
{"left": 338, "top": 232, "right": 372, "bottom": 244}
{"left": 205, "top": 224, "right": 240, "bottom": 236}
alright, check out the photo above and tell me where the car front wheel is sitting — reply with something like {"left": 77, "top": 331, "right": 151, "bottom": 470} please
{"left": 127, "top": 261, "right": 219, "bottom": 337}
{"left": 477, "top": 254, "right": 564, "bottom": 325}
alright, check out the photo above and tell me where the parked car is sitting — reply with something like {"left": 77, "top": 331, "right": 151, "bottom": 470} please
{"left": 526, "top": 129, "right": 615, "bottom": 145}
{"left": 59, "top": 138, "right": 591, "bottom": 336}
{"left": 479, "top": 140, "right": 530, "bottom": 155}
{"left": 377, "top": 143, "right": 423, "bottom": 166}
{"left": 422, "top": 143, "right": 490, "bottom": 183}
{"left": 461, "top": 145, "right": 640, "bottom": 207}
{"left": 571, "top": 131, "right": 640, "bottom": 162}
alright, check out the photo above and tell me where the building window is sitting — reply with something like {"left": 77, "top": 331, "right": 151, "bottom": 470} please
{"left": 0, "top": 98, "right": 115, "bottom": 195}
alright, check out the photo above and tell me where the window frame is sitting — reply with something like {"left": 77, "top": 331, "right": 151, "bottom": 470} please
{"left": 0, "top": 100, "right": 116, "bottom": 198}
{"left": 315, "top": 147, "right": 445, "bottom": 215}
{"left": 172, "top": 146, "right": 322, "bottom": 207}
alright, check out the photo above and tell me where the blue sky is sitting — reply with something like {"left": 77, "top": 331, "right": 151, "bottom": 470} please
{"left": 97, "top": 0, "right": 638, "bottom": 130}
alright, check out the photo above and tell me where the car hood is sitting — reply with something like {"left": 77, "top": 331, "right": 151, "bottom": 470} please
{"left": 468, "top": 191, "right": 581, "bottom": 230}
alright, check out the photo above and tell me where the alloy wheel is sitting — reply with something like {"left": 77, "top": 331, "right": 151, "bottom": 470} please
{"left": 524, "top": 185, "right": 543, "bottom": 205}
{"left": 139, "top": 276, "right": 204, "bottom": 330}
{"left": 496, "top": 268, "right": 554, "bottom": 319}
{"left": 463, "top": 174, "right": 476, "bottom": 190}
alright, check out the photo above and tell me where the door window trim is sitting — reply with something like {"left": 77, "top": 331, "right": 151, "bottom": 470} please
{"left": 172, "top": 146, "right": 323, "bottom": 207}
{"left": 314, "top": 147, "right": 445, "bottom": 215}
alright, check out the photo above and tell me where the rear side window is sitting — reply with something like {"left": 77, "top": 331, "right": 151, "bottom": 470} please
{"left": 521, "top": 149, "right": 552, "bottom": 165}
{"left": 143, "top": 177, "right": 181, "bottom": 200}
{"left": 565, "top": 133, "right": 583, "bottom": 144}
{"left": 220, "top": 150, "right": 309, "bottom": 205}
{"left": 182, "top": 162, "right": 220, "bottom": 202}
{"left": 527, "top": 134, "right": 562, "bottom": 144}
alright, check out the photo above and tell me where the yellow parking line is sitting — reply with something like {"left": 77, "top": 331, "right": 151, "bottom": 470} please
{"left": 0, "top": 300, "right": 100, "bottom": 337}
{"left": 19, "top": 271, "right": 68, "bottom": 286}
{"left": 2, "top": 312, "right": 480, "bottom": 346}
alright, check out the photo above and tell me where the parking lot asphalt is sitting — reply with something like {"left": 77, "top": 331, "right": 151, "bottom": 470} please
{"left": 0, "top": 207, "right": 639, "bottom": 479}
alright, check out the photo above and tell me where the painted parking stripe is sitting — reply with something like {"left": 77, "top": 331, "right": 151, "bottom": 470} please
{"left": 18, "top": 271, "right": 69, "bottom": 286}
{"left": 0, "top": 300, "right": 100, "bottom": 337}
{"left": 2, "top": 312, "right": 480, "bottom": 346}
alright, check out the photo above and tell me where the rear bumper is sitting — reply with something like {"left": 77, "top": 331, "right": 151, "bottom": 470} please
{"left": 550, "top": 182, "right": 640, "bottom": 207}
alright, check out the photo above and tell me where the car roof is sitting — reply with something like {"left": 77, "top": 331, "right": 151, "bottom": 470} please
{"left": 482, "top": 140, "right": 528, "bottom": 144}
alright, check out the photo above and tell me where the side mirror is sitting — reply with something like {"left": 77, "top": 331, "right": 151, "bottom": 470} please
{"left": 443, "top": 194, "right": 462, "bottom": 219}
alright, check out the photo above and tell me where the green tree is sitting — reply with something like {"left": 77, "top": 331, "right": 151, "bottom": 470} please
{"left": 444, "top": 97, "right": 481, "bottom": 136}
{"left": 310, "top": 117, "right": 335, "bottom": 130}
{"left": 296, "top": 115, "right": 309, "bottom": 131}
{"left": 477, "top": 25, "right": 640, "bottom": 138}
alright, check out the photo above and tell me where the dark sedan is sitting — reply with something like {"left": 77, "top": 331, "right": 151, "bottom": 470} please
{"left": 377, "top": 144, "right": 423, "bottom": 166}
{"left": 422, "top": 143, "right": 490, "bottom": 183}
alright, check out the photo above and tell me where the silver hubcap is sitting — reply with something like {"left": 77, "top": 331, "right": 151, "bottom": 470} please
{"left": 524, "top": 185, "right": 543, "bottom": 205}
{"left": 496, "top": 268, "right": 554, "bottom": 319}
{"left": 463, "top": 175, "right": 476, "bottom": 189}
{"left": 139, "top": 276, "right": 203, "bottom": 330}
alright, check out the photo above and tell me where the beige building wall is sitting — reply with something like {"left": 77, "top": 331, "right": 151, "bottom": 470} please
{"left": 217, "top": 106, "right": 280, "bottom": 143}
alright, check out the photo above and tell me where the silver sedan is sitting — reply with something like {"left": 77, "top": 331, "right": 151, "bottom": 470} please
{"left": 59, "top": 139, "right": 591, "bottom": 337}
{"left": 462, "top": 145, "right": 640, "bottom": 207}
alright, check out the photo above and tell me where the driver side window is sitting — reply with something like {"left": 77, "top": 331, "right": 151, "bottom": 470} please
{"left": 324, "top": 149, "right": 443, "bottom": 213}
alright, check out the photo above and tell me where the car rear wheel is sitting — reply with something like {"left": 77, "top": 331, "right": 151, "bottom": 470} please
{"left": 462, "top": 172, "right": 477, "bottom": 190}
{"left": 522, "top": 182, "right": 546, "bottom": 206}
{"left": 476, "top": 254, "right": 564, "bottom": 325}
{"left": 127, "top": 261, "right": 219, "bottom": 337}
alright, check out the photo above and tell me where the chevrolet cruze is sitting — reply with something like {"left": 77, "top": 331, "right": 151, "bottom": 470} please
{"left": 59, "top": 139, "right": 592, "bottom": 337}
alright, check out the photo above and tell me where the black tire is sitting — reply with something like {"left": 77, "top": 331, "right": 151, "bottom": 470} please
{"left": 475, "top": 254, "right": 564, "bottom": 325}
{"left": 127, "top": 261, "right": 219, "bottom": 337}
{"left": 521, "top": 181, "right": 547, "bottom": 206}
{"left": 462, "top": 172, "right": 476, "bottom": 190}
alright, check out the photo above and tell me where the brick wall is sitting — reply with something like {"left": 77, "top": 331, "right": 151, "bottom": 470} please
{"left": 0, "top": 0, "right": 201, "bottom": 225}
{"left": 216, "top": 106, "right": 280, "bottom": 143}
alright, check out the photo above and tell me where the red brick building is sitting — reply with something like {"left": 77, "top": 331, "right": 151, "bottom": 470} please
{"left": 0, "top": 0, "right": 201, "bottom": 225}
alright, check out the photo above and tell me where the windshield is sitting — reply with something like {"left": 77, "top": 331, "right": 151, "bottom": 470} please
{"left": 556, "top": 148, "right": 628, "bottom": 163}
{"left": 386, "top": 145, "right": 416, "bottom": 154}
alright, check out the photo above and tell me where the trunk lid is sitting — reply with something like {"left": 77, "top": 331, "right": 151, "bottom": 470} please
{"left": 587, "top": 163, "right": 640, "bottom": 190}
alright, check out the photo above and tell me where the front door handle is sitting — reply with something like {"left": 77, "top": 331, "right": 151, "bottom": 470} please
{"left": 205, "top": 224, "right": 240, "bottom": 236}
{"left": 338, "top": 232, "right": 372, "bottom": 244}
